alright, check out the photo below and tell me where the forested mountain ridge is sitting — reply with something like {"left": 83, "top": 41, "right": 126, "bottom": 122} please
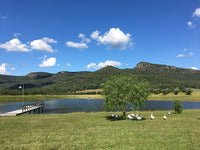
{"left": 0, "top": 62, "right": 200, "bottom": 94}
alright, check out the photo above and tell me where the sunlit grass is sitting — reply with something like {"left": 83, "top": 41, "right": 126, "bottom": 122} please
{"left": 0, "top": 110, "right": 200, "bottom": 149}
{"left": 148, "top": 91, "right": 200, "bottom": 101}
{"left": 0, "top": 90, "right": 200, "bottom": 103}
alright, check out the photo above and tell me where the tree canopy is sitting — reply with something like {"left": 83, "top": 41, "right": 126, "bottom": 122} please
{"left": 102, "top": 75, "right": 150, "bottom": 116}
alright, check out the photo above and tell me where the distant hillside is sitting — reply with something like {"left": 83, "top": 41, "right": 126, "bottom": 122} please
{"left": 0, "top": 62, "right": 200, "bottom": 94}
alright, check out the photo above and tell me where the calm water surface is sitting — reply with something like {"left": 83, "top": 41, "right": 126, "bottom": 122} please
{"left": 0, "top": 99, "right": 200, "bottom": 114}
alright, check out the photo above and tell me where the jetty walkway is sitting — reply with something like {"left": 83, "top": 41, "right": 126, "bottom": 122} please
{"left": 0, "top": 102, "right": 45, "bottom": 116}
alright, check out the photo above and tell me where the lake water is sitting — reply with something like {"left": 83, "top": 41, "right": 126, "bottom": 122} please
{"left": 0, "top": 99, "right": 200, "bottom": 114}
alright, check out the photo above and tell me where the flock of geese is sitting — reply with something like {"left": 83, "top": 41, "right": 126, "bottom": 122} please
{"left": 112, "top": 111, "right": 172, "bottom": 120}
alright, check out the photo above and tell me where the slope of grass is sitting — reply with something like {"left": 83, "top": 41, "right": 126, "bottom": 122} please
{"left": 0, "top": 90, "right": 200, "bottom": 103}
{"left": 148, "top": 91, "right": 200, "bottom": 101}
{"left": 0, "top": 110, "right": 200, "bottom": 150}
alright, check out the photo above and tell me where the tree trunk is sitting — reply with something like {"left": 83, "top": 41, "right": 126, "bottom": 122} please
{"left": 123, "top": 105, "right": 126, "bottom": 116}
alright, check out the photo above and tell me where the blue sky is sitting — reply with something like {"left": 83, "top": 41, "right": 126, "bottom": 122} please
{"left": 0, "top": 0, "right": 200, "bottom": 75}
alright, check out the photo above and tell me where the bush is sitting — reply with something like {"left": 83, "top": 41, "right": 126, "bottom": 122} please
{"left": 174, "top": 87, "right": 179, "bottom": 95}
{"left": 163, "top": 88, "right": 171, "bottom": 95}
{"left": 174, "top": 100, "right": 183, "bottom": 114}
{"left": 185, "top": 89, "right": 192, "bottom": 95}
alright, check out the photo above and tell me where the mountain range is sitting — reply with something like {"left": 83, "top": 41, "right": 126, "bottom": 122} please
{"left": 0, "top": 62, "right": 200, "bottom": 94}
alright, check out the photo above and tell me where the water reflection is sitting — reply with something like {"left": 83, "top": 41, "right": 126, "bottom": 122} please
{"left": 0, "top": 99, "right": 200, "bottom": 114}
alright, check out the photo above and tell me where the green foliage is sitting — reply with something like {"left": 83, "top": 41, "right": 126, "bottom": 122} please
{"left": 185, "top": 89, "right": 193, "bottom": 95}
{"left": 174, "top": 87, "right": 180, "bottom": 95}
{"left": 102, "top": 75, "right": 150, "bottom": 116}
{"left": 174, "top": 100, "right": 183, "bottom": 114}
{"left": 162, "top": 88, "right": 171, "bottom": 95}
{"left": 1, "top": 62, "right": 200, "bottom": 95}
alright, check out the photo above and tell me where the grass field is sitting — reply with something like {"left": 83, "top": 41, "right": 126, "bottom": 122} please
{"left": 0, "top": 110, "right": 199, "bottom": 150}
{"left": 148, "top": 91, "right": 200, "bottom": 101}
{"left": 0, "top": 90, "right": 200, "bottom": 103}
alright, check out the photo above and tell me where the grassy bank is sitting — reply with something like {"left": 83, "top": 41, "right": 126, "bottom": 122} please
{"left": 0, "top": 94, "right": 104, "bottom": 103}
{"left": 0, "top": 110, "right": 199, "bottom": 150}
{"left": 0, "top": 90, "right": 200, "bottom": 103}
{"left": 148, "top": 91, "right": 200, "bottom": 101}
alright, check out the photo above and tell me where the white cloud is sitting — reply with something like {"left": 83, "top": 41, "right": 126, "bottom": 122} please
{"left": 39, "top": 55, "right": 56, "bottom": 67}
{"left": 66, "top": 63, "right": 72, "bottom": 67}
{"left": 31, "top": 37, "right": 57, "bottom": 53}
{"left": 0, "top": 38, "right": 30, "bottom": 52}
{"left": 187, "top": 21, "right": 194, "bottom": 28}
{"left": 193, "top": 8, "right": 200, "bottom": 17}
{"left": 188, "top": 52, "right": 194, "bottom": 56}
{"left": 0, "top": 63, "right": 9, "bottom": 75}
{"left": 87, "top": 60, "right": 121, "bottom": 69}
{"left": 78, "top": 33, "right": 91, "bottom": 43}
{"left": 66, "top": 33, "right": 90, "bottom": 49}
{"left": 191, "top": 67, "right": 198, "bottom": 70}
{"left": 176, "top": 54, "right": 185, "bottom": 58}
{"left": 66, "top": 41, "right": 88, "bottom": 49}
{"left": 42, "top": 37, "right": 57, "bottom": 43}
{"left": 90, "top": 28, "right": 132, "bottom": 50}
{"left": 87, "top": 62, "right": 96, "bottom": 69}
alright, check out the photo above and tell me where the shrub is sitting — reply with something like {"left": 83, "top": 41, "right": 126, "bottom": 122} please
{"left": 174, "top": 100, "right": 183, "bottom": 114}
{"left": 174, "top": 87, "right": 179, "bottom": 95}
{"left": 185, "top": 89, "right": 192, "bottom": 95}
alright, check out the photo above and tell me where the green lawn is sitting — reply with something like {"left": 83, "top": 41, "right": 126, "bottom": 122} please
{"left": 0, "top": 110, "right": 200, "bottom": 150}
{"left": 0, "top": 90, "right": 200, "bottom": 103}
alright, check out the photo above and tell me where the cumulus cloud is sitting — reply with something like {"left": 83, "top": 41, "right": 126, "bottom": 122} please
{"left": 31, "top": 37, "right": 57, "bottom": 53}
{"left": 0, "top": 38, "right": 30, "bottom": 52}
{"left": 87, "top": 62, "right": 96, "bottom": 69}
{"left": 87, "top": 60, "right": 121, "bottom": 69}
{"left": 66, "top": 33, "right": 90, "bottom": 49}
{"left": 66, "top": 41, "right": 88, "bottom": 49}
{"left": 191, "top": 67, "right": 198, "bottom": 70}
{"left": 176, "top": 54, "right": 185, "bottom": 58}
{"left": 0, "top": 63, "right": 8, "bottom": 75}
{"left": 78, "top": 33, "right": 91, "bottom": 43}
{"left": 193, "top": 8, "right": 200, "bottom": 17}
{"left": 39, "top": 55, "right": 56, "bottom": 67}
{"left": 42, "top": 37, "right": 57, "bottom": 43}
{"left": 90, "top": 28, "right": 132, "bottom": 50}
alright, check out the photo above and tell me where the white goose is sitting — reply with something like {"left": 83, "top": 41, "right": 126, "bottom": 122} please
{"left": 136, "top": 111, "right": 142, "bottom": 120}
{"left": 168, "top": 111, "right": 171, "bottom": 115}
{"left": 112, "top": 113, "right": 119, "bottom": 119}
{"left": 163, "top": 114, "right": 167, "bottom": 120}
{"left": 127, "top": 112, "right": 134, "bottom": 120}
{"left": 130, "top": 113, "right": 135, "bottom": 118}
{"left": 150, "top": 113, "right": 155, "bottom": 120}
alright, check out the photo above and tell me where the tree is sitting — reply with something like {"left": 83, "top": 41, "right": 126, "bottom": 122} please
{"left": 185, "top": 89, "right": 192, "bottom": 95}
{"left": 102, "top": 75, "right": 150, "bottom": 117}
{"left": 174, "top": 87, "right": 180, "bottom": 95}
{"left": 174, "top": 100, "right": 183, "bottom": 114}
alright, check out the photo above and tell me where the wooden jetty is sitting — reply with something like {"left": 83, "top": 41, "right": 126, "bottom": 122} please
{"left": 0, "top": 102, "right": 45, "bottom": 116}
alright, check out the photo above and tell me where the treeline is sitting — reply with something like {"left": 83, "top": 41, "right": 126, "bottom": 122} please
{"left": 151, "top": 87, "right": 193, "bottom": 95}
{"left": 0, "top": 87, "right": 192, "bottom": 95}
{"left": 0, "top": 89, "right": 103, "bottom": 95}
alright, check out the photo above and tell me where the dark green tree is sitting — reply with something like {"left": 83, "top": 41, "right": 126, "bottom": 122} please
{"left": 174, "top": 100, "right": 183, "bottom": 114}
{"left": 102, "top": 75, "right": 150, "bottom": 117}
{"left": 174, "top": 87, "right": 180, "bottom": 95}
{"left": 185, "top": 89, "right": 193, "bottom": 95}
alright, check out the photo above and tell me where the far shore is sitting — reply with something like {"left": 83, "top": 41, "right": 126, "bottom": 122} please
{"left": 0, "top": 91, "right": 200, "bottom": 103}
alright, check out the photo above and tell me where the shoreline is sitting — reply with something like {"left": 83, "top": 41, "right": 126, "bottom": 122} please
{"left": 0, "top": 93, "right": 200, "bottom": 103}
